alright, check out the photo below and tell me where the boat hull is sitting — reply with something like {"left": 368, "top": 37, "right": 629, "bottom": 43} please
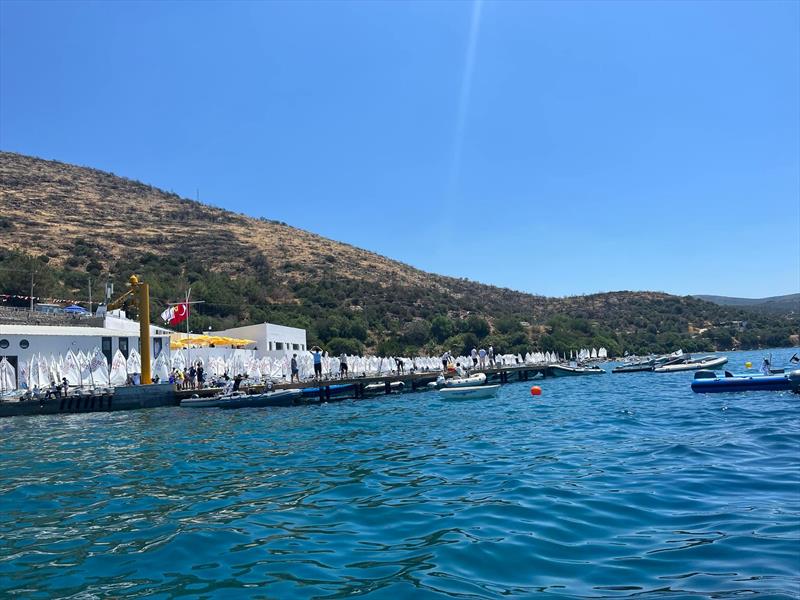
{"left": 440, "top": 384, "right": 500, "bottom": 400}
{"left": 364, "top": 381, "right": 405, "bottom": 395}
{"left": 218, "top": 389, "right": 302, "bottom": 409}
{"left": 612, "top": 364, "right": 654, "bottom": 373}
{"left": 655, "top": 356, "right": 728, "bottom": 373}
{"left": 444, "top": 373, "right": 487, "bottom": 387}
{"left": 301, "top": 384, "right": 356, "bottom": 397}
{"left": 180, "top": 397, "right": 222, "bottom": 408}
{"left": 550, "top": 365, "right": 605, "bottom": 377}
{"left": 692, "top": 370, "right": 800, "bottom": 393}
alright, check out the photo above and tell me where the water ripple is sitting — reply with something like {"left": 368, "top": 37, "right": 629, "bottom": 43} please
{"left": 1, "top": 349, "right": 799, "bottom": 598}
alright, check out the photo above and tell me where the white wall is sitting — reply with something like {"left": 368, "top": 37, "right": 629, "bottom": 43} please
{"left": 214, "top": 322, "right": 307, "bottom": 357}
{"left": 0, "top": 331, "right": 170, "bottom": 387}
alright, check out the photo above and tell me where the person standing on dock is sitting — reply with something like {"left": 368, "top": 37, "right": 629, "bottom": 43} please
{"left": 478, "top": 347, "right": 487, "bottom": 369}
{"left": 488, "top": 346, "right": 495, "bottom": 366}
{"left": 471, "top": 348, "right": 478, "bottom": 369}
{"left": 441, "top": 351, "right": 451, "bottom": 373}
{"left": 339, "top": 353, "right": 348, "bottom": 379}
{"left": 291, "top": 354, "right": 300, "bottom": 383}
{"left": 312, "top": 347, "right": 323, "bottom": 380}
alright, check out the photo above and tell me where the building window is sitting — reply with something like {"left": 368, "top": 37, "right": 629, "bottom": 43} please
{"left": 154, "top": 338, "right": 162, "bottom": 358}
{"left": 119, "top": 338, "right": 129, "bottom": 359}
{"left": 19, "top": 339, "right": 29, "bottom": 349}
{"left": 293, "top": 343, "right": 300, "bottom": 350}
{"left": 102, "top": 337, "right": 112, "bottom": 365}
{"left": 275, "top": 342, "right": 284, "bottom": 350}
{"left": 0, "top": 340, "right": 8, "bottom": 350}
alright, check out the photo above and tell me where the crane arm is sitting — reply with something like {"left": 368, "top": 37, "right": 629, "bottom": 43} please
{"left": 106, "top": 287, "right": 137, "bottom": 311}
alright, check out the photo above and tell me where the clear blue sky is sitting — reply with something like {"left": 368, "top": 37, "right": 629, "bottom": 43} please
{"left": 2, "top": 0, "right": 798, "bottom": 298}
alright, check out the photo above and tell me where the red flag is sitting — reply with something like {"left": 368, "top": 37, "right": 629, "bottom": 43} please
{"left": 160, "top": 302, "right": 189, "bottom": 327}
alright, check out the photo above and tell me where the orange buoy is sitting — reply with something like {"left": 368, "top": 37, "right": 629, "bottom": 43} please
{"left": 530, "top": 385, "right": 542, "bottom": 396}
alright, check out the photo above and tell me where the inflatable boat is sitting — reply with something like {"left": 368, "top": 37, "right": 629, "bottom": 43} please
{"left": 363, "top": 381, "right": 405, "bottom": 395}
{"left": 444, "top": 373, "right": 487, "bottom": 387}
{"left": 691, "top": 369, "right": 800, "bottom": 393}
{"left": 654, "top": 355, "right": 728, "bottom": 373}
{"left": 550, "top": 364, "right": 605, "bottom": 376}
{"left": 217, "top": 389, "right": 302, "bottom": 409}
{"left": 440, "top": 384, "right": 500, "bottom": 400}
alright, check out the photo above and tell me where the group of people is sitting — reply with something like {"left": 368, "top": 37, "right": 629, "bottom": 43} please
{"left": 290, "top": 346, "right": 329, "bottom": 382}
{"left": 169, "top": 363, "right": 206, "bottom": 390}
{"left": 441, "top": 346, "right": 495, "bottom": 373}
{"left": 23, "top": 377, "right": 72, "bottom": 401}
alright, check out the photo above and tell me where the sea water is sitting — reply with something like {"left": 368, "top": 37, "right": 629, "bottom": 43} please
{"left": 1, "top": 348, "right": 798, "bottom": 599}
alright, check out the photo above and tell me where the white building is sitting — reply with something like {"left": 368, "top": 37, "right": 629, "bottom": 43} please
{"left": 213, "top": 322, "right": 307, "bottom": 358}
{"left": 0, "top": 311, "right": 171, "bottom": 387}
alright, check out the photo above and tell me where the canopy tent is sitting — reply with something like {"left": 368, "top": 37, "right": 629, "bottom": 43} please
{"left": 63, "top": 304, "right": 89, "bottom": 314}
{"left": 169, "top": 334, "right": 256, "bottom": 350}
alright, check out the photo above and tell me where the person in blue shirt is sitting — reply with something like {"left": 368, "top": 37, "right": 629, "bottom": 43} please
{"left": 311, "top": 346, "right": 323, "bottom": 380}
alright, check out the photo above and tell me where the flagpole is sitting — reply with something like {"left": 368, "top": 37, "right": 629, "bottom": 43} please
{"left": 186, "top": 287, "right": 191, "bottom": 371}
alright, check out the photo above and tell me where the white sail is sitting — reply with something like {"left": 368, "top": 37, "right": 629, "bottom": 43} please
{"left": 127, "top": 349, "right": 141, "bottom": 375}
{"left": 63, "top": 350, "right": 82, "bottom": 387}
{"left": 0, "top": 357, "right": 16, "bottom": 392}
{"left": 89, "top": 348, "right": 110, "bottom": 386}
{"left": 153, "top": 352, "right": 170, "bottom": 383}
{"left": 110, "top": 350, "right": 127, "bottom": 386}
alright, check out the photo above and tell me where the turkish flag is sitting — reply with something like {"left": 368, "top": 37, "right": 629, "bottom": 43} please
{"left": 160, "top": 302, "right": 189, "bottom": 327}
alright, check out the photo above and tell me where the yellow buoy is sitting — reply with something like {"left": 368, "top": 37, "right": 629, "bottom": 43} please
{"left": 745, "top": 361, "right": 752, "bottom": 369}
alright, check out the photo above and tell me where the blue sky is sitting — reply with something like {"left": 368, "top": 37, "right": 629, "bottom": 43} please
{"left": 1, "top": 0, "right": 798, "bottom": 298}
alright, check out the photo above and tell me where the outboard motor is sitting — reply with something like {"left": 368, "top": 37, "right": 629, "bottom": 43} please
{"left": 694, "top": 370, "right": 717, "bottom": 380}
{"left": 788, "top": 370, "right": 800, "bottom": 393}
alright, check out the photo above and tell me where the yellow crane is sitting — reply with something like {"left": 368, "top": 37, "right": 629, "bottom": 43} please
{"left": 107, "top": 275, "right": 152, "bottom": 384}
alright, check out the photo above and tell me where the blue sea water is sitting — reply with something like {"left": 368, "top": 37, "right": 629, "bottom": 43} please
{"left": 1, "top": 348, "right": 798, "bottom": 599}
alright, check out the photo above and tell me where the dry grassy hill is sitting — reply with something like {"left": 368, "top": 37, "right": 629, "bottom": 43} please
{"left": 1, "top": 151, "right": 796, "bottom": 355}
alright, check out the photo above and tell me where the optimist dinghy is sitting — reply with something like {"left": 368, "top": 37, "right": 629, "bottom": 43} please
{"left": 440, "top": 384, "right": 500, "bottom": 400}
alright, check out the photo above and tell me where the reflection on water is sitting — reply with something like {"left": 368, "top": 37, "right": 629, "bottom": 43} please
{"left": 1, "top": 349, "right": 798, "bottom": 598}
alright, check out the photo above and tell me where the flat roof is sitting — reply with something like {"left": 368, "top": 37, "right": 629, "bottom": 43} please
{"left": 0, "top": 324, "right": 170, "bottom": 337}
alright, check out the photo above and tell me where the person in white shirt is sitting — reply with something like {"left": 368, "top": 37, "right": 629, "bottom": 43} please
{"left": 471, "top": 348, "right": 478, "bottom": 369}
{"left": 441, "top": 351, "right": 451, "bottom": 373}
{"left": 478, "top": 348, "right": 487, "bottom": 369}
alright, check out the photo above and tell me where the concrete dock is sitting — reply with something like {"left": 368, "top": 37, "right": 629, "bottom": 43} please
{"left": 1, "top": 364, "right": 553, "bottom": 418}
